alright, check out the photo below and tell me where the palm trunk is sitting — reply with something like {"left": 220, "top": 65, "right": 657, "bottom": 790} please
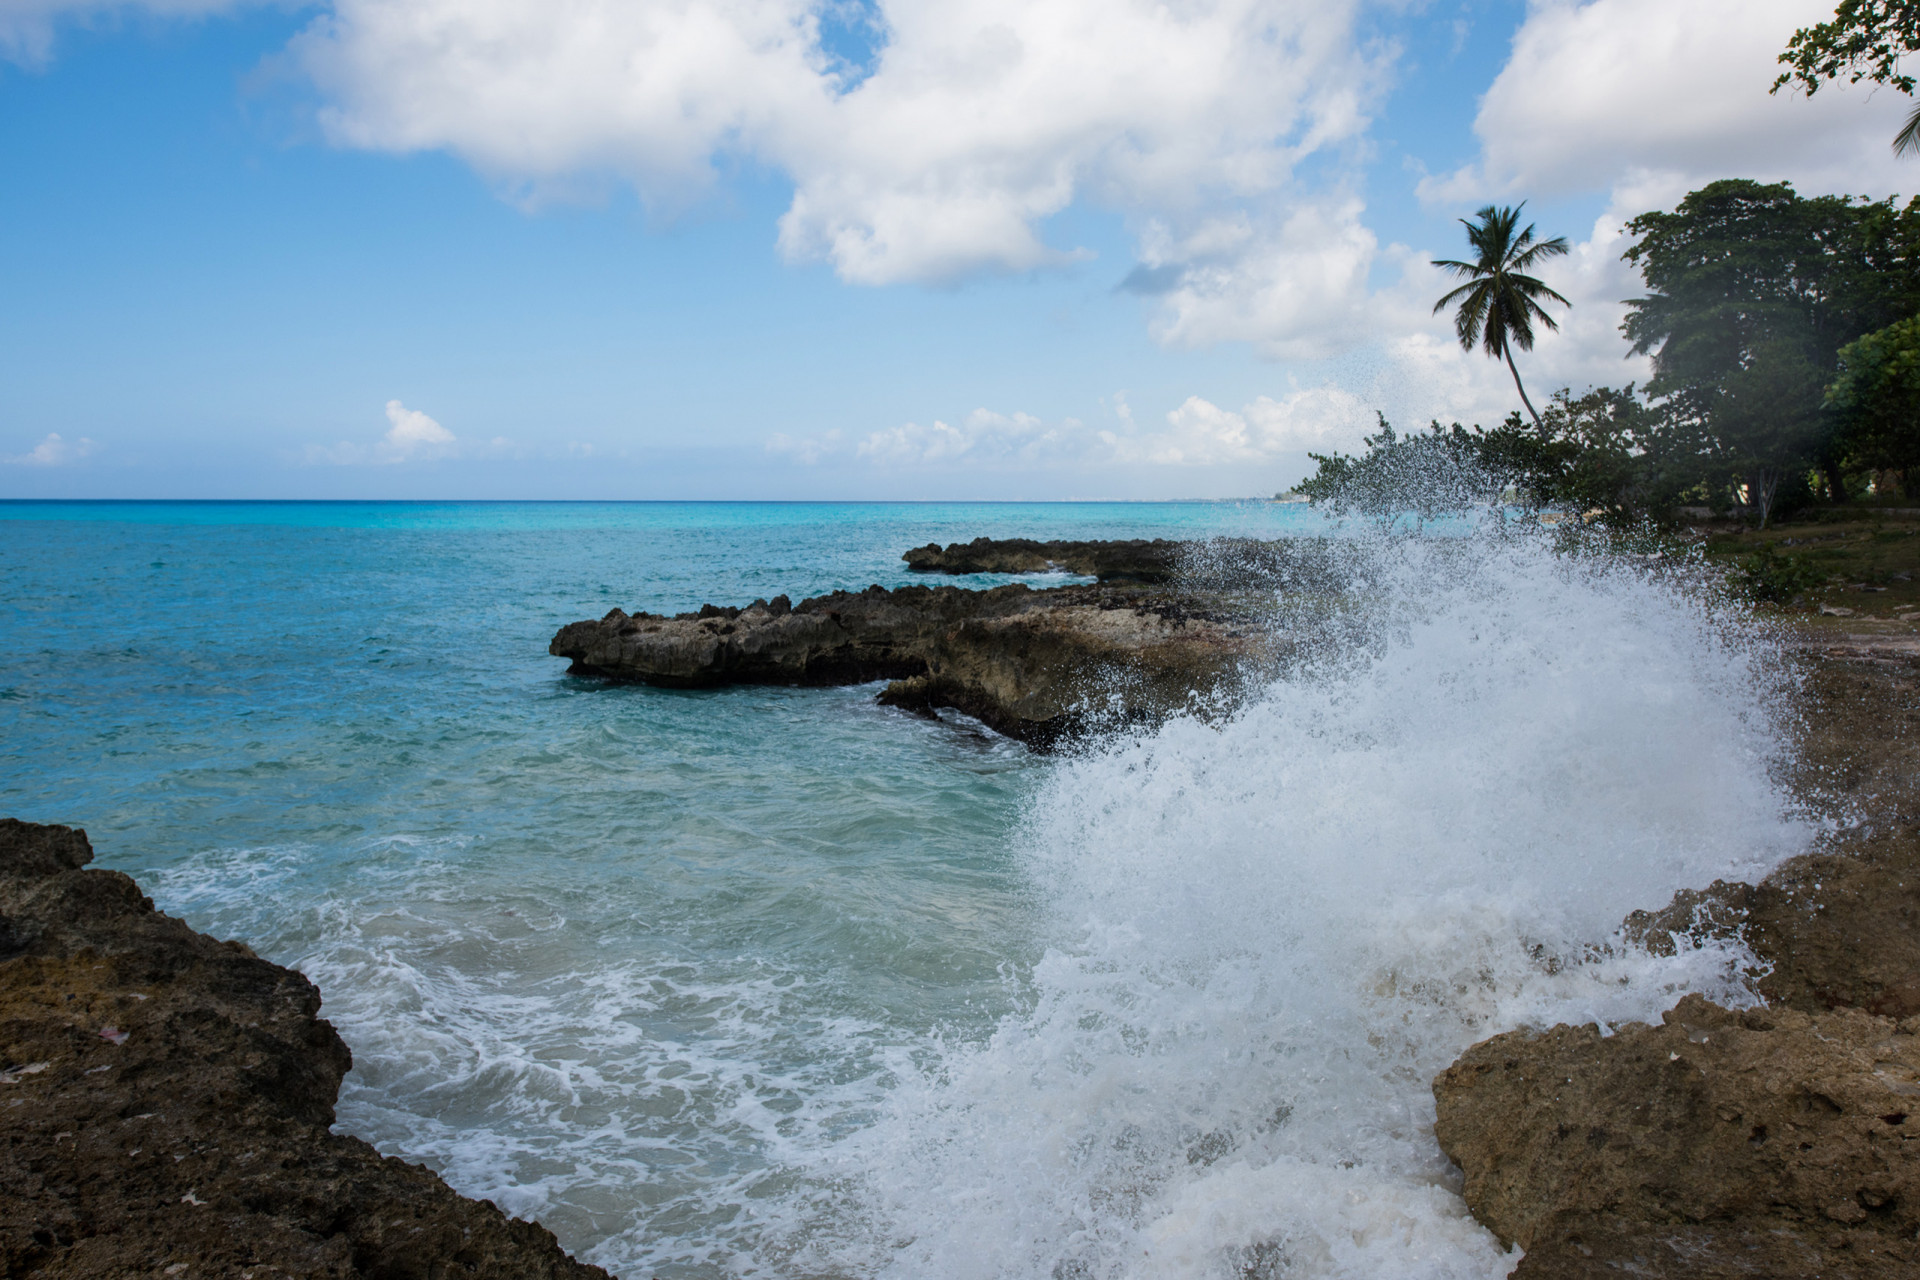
{"left": 1505, "top": 347, "right": 1542, "bottom": 425}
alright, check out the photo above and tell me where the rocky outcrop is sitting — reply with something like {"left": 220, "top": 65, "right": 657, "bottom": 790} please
{"left": 0, "top": 818, "right": 609, "bottom": 1280}
{"left": 903, "top": 538, "right": 1181, "bottom": 580}
{"left": 899, "top": 536, "right": 1353, "bottom": 591}
{"left": 1435, "top": 658, "right": 1920, "bottom": 1278}
{"left": 549, "top": 582, "right": 1284, "bottom": 747}
{"left": 1434, "top": 995, "right": 1920, "bottom": 1279}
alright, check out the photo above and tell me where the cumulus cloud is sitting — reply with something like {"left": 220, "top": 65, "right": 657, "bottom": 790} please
{"left": 18, "top": 0, "right": 1909, "bottom": 439}
{"left": 770, "top": 384, "right": 1376, "bottom": 471}
{"left": 1139, "top": 198, "right": 1389, "bottom": 360}
{"left": 305, "top": 399, "right": 507, "bottom": 464}
{"left": 1424, "top": 0, "right": 1911, "bottom": 210}
{"left": 290, "top": 0, "right": 1383, "bottom": 285}
{"left": 3, "top": 432, "right": 98, "bottom": 465}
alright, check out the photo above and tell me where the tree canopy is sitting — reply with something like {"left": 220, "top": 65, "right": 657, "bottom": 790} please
{"left": 1620, "top": 179, "right": 1920, "bottom": 522}
{"left": 1828, "top": 315, "right": 1920, "bottom": 477}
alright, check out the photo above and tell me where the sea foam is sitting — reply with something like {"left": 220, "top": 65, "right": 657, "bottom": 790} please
{"left": 782, "top": 531, "right": 1808, "bottom": 1280}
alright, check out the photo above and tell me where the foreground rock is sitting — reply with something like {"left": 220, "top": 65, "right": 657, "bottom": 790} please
{"left": 1435, "top": 658, "right": 1920, "bottom": 1278}
{"left": 1436, "top": 995, "right": 1920, "bottom": 1279}
{"left": 550, "top": 581, "right": 1283, "bottom": 747}
{"left": 0, "top": 818, "right": 608, "bottom": 1280}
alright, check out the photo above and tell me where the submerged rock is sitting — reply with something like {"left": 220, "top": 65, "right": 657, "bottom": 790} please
{"left": 0, "top": 818, "right": 608, "bottom": 1280}
{"left": 549, "top": 581, "right": 1284, "bottom": 747}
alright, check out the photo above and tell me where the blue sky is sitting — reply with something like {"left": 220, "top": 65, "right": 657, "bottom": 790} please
{"left": 0, "top": 0, "right": 1908, "bottom": 499}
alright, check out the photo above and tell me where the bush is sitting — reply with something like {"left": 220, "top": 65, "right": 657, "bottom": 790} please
{"left": 1730, "top": 542, "right": 1826, "bottom": 603}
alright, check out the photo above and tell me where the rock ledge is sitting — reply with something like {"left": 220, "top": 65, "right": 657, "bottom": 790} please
{"left": 0, "top": 817, "right": 608, "bottom": 1280}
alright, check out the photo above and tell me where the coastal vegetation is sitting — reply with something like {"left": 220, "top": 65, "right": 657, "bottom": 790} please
{"left": 1304, "top": 179, "right": 1920, "bottom": 538}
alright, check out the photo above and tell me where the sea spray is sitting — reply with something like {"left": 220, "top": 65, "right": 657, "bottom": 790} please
{"left": 786, "top": 529, "right": 1808, "bottom": 1280}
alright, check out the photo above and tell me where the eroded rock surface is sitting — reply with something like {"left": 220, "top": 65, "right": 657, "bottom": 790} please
{"left": 903, "top": 537, "right": 1180, "bottom": 580}
{"left": 0, "top": 818, "right": 609, "bottom": 1280}
{"left": 1435, "top": 995, "right": 1920, "bottom": 1279}
{"left": 549, "top": 581, "right": 1283, "bottom": 747}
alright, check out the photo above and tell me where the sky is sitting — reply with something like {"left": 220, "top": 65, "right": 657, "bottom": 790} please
{"left": 0, "top": 0, "right": 1913, "bottom": 500}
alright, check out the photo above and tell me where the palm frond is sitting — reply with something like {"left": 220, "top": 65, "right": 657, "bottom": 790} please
{"left": 1897, "top": 100, "right": 1920, "bottom": 156}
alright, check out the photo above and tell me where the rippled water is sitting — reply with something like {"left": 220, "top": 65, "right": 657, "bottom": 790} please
{"left": 2, "top": 501, "right": 1811, "bottom": 1278}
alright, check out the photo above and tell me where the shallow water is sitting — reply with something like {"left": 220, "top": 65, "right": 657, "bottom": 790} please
{"left": 0, "top": 501, "right": 1808, "bottom": 1278}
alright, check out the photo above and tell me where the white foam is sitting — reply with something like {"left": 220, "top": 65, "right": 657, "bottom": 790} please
{"left": 784, "top": 533, "right": 1807, "bottom": 1280}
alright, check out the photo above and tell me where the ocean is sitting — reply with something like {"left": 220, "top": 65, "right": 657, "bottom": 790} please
{"left": 0, "top": 501, "right": 1810, "bottom": 1278}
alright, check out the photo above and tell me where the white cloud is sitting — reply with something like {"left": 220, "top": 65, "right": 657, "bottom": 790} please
{"left": 1139, "top": 199, "right": 1388, "bottom": 360}
{"left": 4, "top": 431, "right": 98, "bottom": 465}
{"left": 290, "top": 0, "right": 1384, "bottom": 284}
{"left": 771, "top": 384, "right": 1375, "bottom": 470}
{"left": 304, "top": 398, "right": 506, "bottom": 464}
{"left": 1424, "top": 0, "right": 1912, "bottom": 208}
{"left": 16, "top": 0, "right": 1909, "bottom": 446}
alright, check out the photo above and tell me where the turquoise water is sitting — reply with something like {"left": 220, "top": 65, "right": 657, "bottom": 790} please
{"left": 0, "top": 499, "right": 1326, "bottom": 1276}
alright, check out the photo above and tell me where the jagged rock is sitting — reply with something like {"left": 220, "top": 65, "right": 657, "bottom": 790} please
{"left": 903, "top": 538, "right": 1181, "bottom": 580}
{"left": 899, "top": 536, "right": 1355, "bottom": 592}
{"left": 0, "top": 818, "right": 608, "bottom": 1280}
{"left": 1434, "top": 994, "right": 1920, "bottom": 1279}
{"left": 549, "top": 582, "right": 1284, "bottom": 747}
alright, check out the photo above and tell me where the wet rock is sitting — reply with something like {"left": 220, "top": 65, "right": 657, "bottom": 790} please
{"left": 1434, "top": 994, "right": 1920, "bottom": 1279}
{"left": 550, "top": 582, "right": 1284, "bottom": 748}
{"left": 0, "top": 817, "right": 608, "bottom": 1280}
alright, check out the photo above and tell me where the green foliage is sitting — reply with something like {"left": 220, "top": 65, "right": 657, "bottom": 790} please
{"left": 1776, "top": 0, "right": 1920, "bottom": 95}
{"left": 1621, "top": 179, "right": 1920, "bottom": 524}
{"left": 1774, "top": 1, "right": 1920, "bottom": 152}
{"left": 1729, "top": 542, "right": 1828, "bottom": 603}
{"left": 1297, "top": 416, "right": 1496, "bottom": 530}
{"left": 1828, "top": 315, "right": 1920, "bottom": 482}
{"left": 1475, "top": 386, "right": 1672, "bottom": 524}
{"left": 1432, "top": 204, "right": 1570, "bottom": 423}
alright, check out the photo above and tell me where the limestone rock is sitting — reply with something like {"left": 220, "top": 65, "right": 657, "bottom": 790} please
{"left": 549, "top": 582, "right": 1283, "bottom": 747}
{"left": 1434, "top": 993, "right": 1920, "bottom": 1279}
{"left": 0, "top": 818, "right": 608, "bottom": 1280}
{"left": 903, "top": 537, "right": 1180, "bottom": 580}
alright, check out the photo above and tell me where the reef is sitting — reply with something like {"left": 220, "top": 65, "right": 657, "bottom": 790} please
{"left": 549, "top": 580, "right": 1285, "bottom": 748}
{"left": 0, "top": 817, "right": 608, "bottom": 1280}
{"left": 1434, "top": 659, "right": 1920, "bottom": 1278}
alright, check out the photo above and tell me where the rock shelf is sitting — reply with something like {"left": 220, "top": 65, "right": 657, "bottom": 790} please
{"left": 550, "top": 580, "right": 1285, "bottom": 748}
{"left": 0, "top": 818, "right": 607, "bottom": 1280}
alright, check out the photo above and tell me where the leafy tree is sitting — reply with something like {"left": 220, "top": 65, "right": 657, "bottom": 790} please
{"left": 1433, "top": 204, "right": 1570, "bottom": 424}
{"left": 1622, "top": 180, "right": 1893, "bottom": 524}
{"left": 1774, "top": 1, "right": 1920, "bottom": 153}
{"left": 1297, "top": 416, "right": 1496, "bottom": 530}
{"left": 1475, "top": 386, "right": 1672, "bottom": 525}
{"left": 1827, "top": 315, "right": 1920, "bottom": 487}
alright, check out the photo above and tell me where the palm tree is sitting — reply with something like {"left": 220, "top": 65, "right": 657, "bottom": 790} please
{"left": 1433, "top": 204, "right": 1570, "bottom": 424}
{"left": 1896, "top": 101, "right": 1920, "bottom": 156}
